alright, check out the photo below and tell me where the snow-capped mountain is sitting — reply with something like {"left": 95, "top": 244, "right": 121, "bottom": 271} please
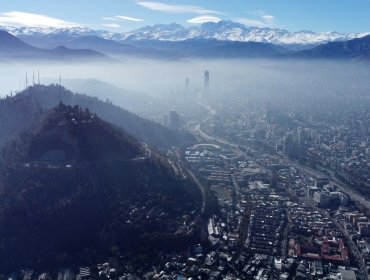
{"left": 0, "top": 26, "right": 112, "bottom": 39}
{"left": 122, "top": 21, "right": 369, "bottom": 45}
{"left": 1, "top": 21, "right": 369, "bottom": 46}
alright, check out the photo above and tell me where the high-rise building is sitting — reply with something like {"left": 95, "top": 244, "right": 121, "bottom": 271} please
{"left": 283, "top": 133, "right": 294, "bottom": 155}
{"left": 169, "top": 110, "right": 180, "bottom": 130}
{"left": 185, "top": 78, "right": 190, "bottom": 91}
{"left": 184, "top": 78, "right": 190, "bottom": 98}
{"left": 204, "top": 70, "right": 210, "bottom": 96}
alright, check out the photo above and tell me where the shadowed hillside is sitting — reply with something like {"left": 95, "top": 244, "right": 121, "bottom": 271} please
{"left": 0, "top": 84, "right": 195, "bottom": 152}
{"left": 0, "top": 104, "right": 202, "bottom": 271}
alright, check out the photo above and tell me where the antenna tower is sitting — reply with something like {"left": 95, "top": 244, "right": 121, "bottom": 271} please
{"left": 59, "top": 74, "right": 62, "bottom": 103}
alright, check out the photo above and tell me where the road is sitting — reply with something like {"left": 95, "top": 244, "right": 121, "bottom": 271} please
{"left": 189, "top": 102, "right": 370, "bottom": 277}
{"left": 283, "top": 156, "right": 370, "bottom": 212}
{"left": 287, "top": 185, "right": 368, "bottom": 279}
{"left": 193, "top": 103, "right": 370, "bottom": 212}
{"left": 193, "top": 103, "right": 216, "bottom": 141}
{"left": 191, "top": 103, "right": 244, "bottom": 156}
{"left": 187, "top": 169, "right": 206, "bottom": 214}
{"left": 168, "top": 149, "right": 205, "bottom": 214}
{"left": 322, "top": 167, "right": 370, "bottom": 211}
{"left": 318, "top": 204, "right": 368, "bottom": 280}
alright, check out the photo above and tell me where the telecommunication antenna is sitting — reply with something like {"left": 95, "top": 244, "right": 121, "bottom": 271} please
{"left": 32, "top": 70, "right": 35, "bottom": 85}
{"left": 59, "top": 74, "right": 62, "bottom": 103}
{"left": 25, "top": 73, "right": 28, "bottom": 88}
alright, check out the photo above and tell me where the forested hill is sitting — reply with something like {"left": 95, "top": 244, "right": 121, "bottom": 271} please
{"left": 0, "top": 104, "right": 202, "bottom": 270}
{"left": 0, "top": 84, "right": 195, "bottom": 151}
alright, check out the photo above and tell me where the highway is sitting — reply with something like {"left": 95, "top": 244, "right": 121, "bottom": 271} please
{"left": 188, "top": 102, "right": 370, "bottom": 278}
{"left": 193, "top": 103, "right": 216, "bottom": 141}
{"left": 194, "top": 103, "right": 370, "bottom": 213}
{"left": 283, "top": 156, "right": 370, "bottom": 212}
{"left": 192, "top": 103, "right": 242, "bottom": 153}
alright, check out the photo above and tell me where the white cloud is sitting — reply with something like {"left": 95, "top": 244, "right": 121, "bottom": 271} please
{"left": 114, "top": 15, "right": 144, "bottom": 22}
{"left": 235, "top": 11, "right": 275, "bottom": 28}
{"left": 102, "top": 17, "right": 119, "bottom": 21}
{"left": 187, "top": 15, "right": 221, "bottom": 24}
{"left": 102, "top": 15, "right": 144, "bottom": 22}
{"left": 256, "top": 10, "right": 275, "bottom": 25}
{"left": 0, "top": 11, "right": 79, "bottom": 28}
{"left": 262, "top": 15, "right": 274, "bottom": 24}
{"left": 102, "top": 23, "right": 121, "bottom": 28}
{"left": 235, "top": 18, "right": 267, "bottom": 28}
{"left": 136, "top": 1, "right": 221, "bottom": 15}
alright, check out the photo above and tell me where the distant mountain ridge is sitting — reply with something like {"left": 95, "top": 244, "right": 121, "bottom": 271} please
{"left": 291, "top": 34, "right": 370, "bottom": 59}
{"left": 2, "top": 20, "right": 368, "bottom": 47}
{"left": 2, "top": 22, "right": 370, "bottom": 60}
{"left": 0, "top": 30, "right": 109, "bottom": 61}
{"left": 130, "top": 39, "right": 284, "bottom": 58}
{"left": 121, "top": 21, "right": 368, "bottom": 46}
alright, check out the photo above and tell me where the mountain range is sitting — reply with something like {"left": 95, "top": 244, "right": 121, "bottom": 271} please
{"left": 0, "top": 30, "right": 109, "bottom": 61}
{"left": 292, "top": 34, "right": 370, "bottom": 59}
{"left": 2, "top": 21, "right": 369, "bottom": 48}
{"left": 1, "top": 20, "right": 370, "bottom": 60}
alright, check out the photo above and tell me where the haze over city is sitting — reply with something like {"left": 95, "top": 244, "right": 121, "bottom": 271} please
{"left": 0, "top": 1, "right": 369, "bottom": 280}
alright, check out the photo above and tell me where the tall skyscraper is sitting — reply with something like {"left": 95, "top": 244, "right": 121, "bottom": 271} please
{"left": 184, "top": 78, "right": 190, "bottom": 97}
{"left": 204, "top": 70, "right": 210, "bottom": 96}
{"left": 169, "top": 110, "right": 180, "bottom": 130}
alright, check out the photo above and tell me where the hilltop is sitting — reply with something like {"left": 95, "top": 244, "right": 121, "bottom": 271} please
{"left": 0, "top": 104, "right": 202, "bottom": 270}
{"left": 0, "top": 84, "right": 195, "bottom": 152}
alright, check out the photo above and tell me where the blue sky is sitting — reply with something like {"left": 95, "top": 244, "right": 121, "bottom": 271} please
{"left": 0, "top": 0, "right": 369, "bottom": 33}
